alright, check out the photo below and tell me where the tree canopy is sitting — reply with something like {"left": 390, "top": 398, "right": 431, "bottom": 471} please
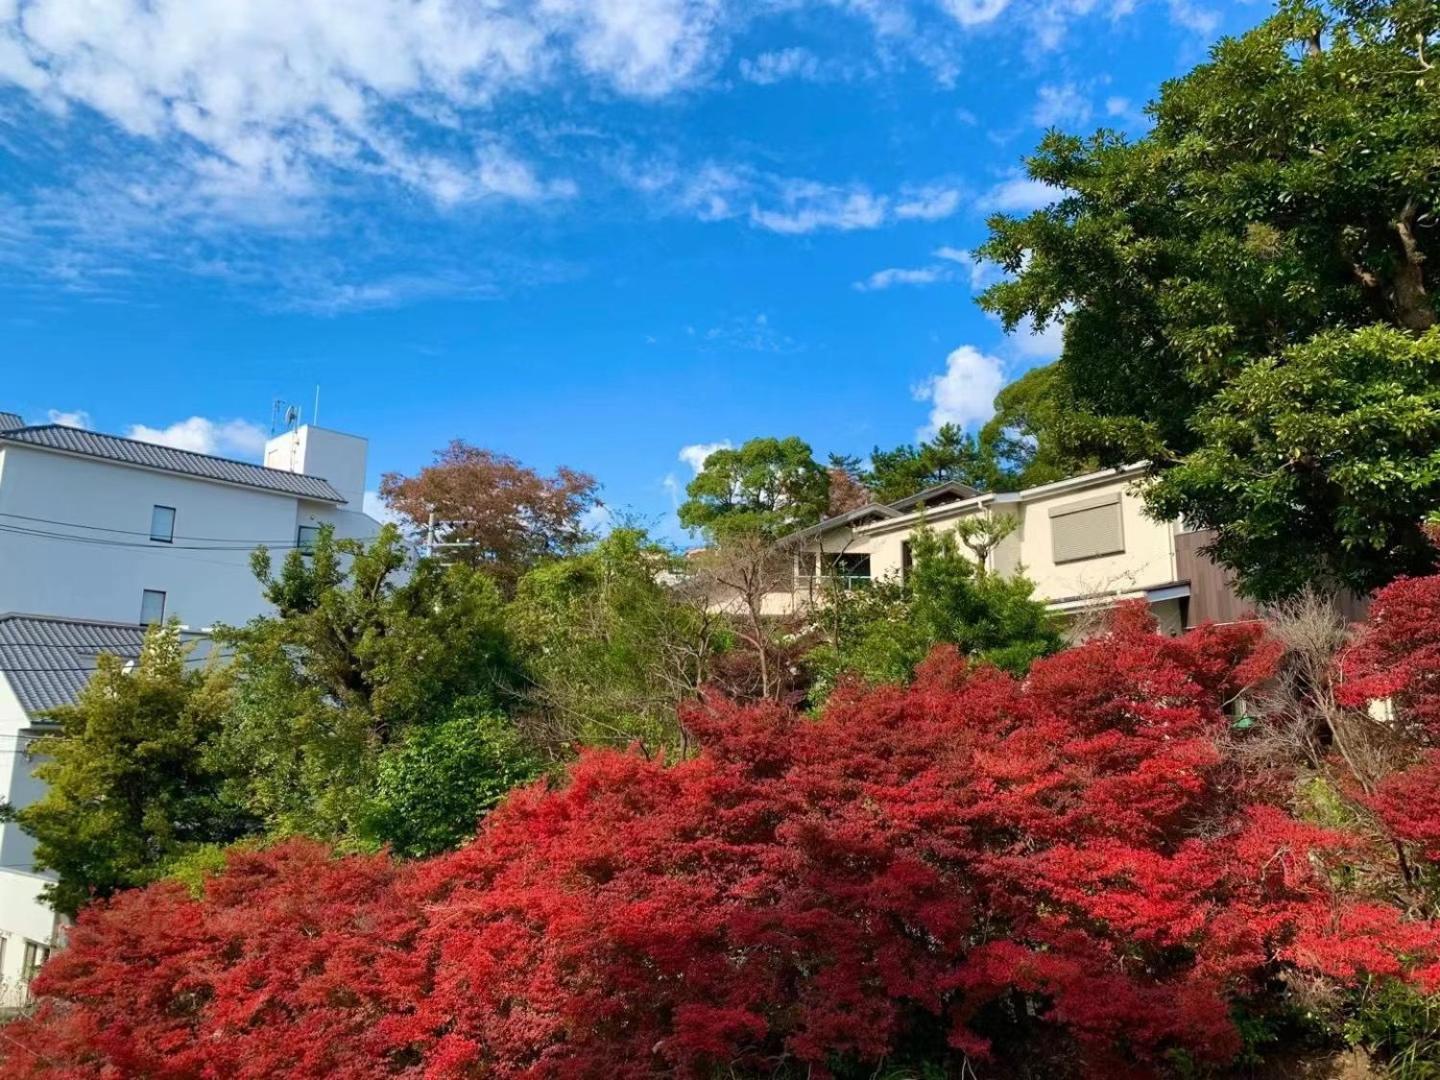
{"left": 216, "top": 525, "right": 520, "bottom": 841}
{"left": 379, "top": 440, "right": 600, "bottom": 594}
{"left": 979, "top": 0, "right": 1440, "bottom": 597}
{"left": 678, "top": 436, "right": 830, "bottom": 539}
{"left": 7, "top": 627, "right": 252, "bottom": 915}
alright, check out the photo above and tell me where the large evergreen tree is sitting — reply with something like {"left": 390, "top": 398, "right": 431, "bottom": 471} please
{"left": 980, "top": 0, "right": 1440, "bottom": 598}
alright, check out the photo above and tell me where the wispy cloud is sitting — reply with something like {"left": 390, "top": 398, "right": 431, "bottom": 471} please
{"left": 46, "top": 409, "right": 92, "bottom": 429}
{"left": 978, "top": 174, "right": 1058, "bottom": 213}
{"left": 854, "top": 245, "right": 1001, "bottom": 292}
{"left": 854, "top": 266, "right": 951, "bottom": 291}
{"left": 1033, "top": 82, "right": 1093, "bottom": 128}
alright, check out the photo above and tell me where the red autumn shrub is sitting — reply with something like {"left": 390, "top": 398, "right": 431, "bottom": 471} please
{"left": 5, "top": 604, "right": 1439, "bottom": 1079}
{"left": 1339, "top": 572, "right": 1440, "bottom": 737}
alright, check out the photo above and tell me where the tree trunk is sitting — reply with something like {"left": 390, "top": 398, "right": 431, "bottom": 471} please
{"left": 1392, "top": 201, "right": 1436, "bottom": 331}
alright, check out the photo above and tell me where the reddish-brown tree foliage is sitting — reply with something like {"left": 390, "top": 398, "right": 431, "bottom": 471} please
{"left": 380, "top": 441, "right": 600, "bottom": 593}
{"left": 1340, "top": 572, "right": 1440, "bottom": 737}
{"left": 6, "top": 604, "right": 1440, "bottom": 1079}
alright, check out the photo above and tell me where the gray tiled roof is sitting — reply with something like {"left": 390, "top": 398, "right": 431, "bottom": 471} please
{"left": 0, "top": 413, "right": 24, "bottom": 432}
{"left": 0, "top": 614, "right": 210, "bottom": 718}
{"left": 0, "top": 425, "right": 346, "bottom": 503}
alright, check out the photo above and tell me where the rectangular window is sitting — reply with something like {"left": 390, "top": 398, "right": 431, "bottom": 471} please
{"left": 1050, "top": 494, "right": 1125, "bottom": 564}
{"left": 140, "top": 589, "right": 166, "bottom": 625}
{"left": 296, "top": 525, "right": 322, "bottom": 553}
{"left": 149, "top": 505, "right": 176, "bottom": 543}
{"left": 21, "top": 940, "right": 48, "bottom": 983}
{"left": 824, "top": 552, "right": 872, "bottom": 588}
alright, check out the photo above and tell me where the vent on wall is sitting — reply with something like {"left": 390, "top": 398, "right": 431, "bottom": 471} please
{"left": 1049, "top": 493, "right": 1125, "bottom": 564}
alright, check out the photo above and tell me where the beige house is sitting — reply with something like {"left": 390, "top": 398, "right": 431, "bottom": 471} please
{"left": 766, "top": 464, "right": 1248, "bottom": 634}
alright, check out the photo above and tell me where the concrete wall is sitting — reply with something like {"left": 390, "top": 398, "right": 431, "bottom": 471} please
{"left": 0, "top": 444, "right": 379, "bottom": 628}
{"left": 0, "top": 677, "right": 57, "bottom": 1008}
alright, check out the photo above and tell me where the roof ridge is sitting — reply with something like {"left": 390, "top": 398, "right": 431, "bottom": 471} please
{"left": 0, "top": 424, "right": 333, "bottom": 483}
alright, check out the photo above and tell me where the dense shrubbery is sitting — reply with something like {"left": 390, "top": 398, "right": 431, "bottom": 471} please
{"left": 7, "top": 587, "right": 1440, "bottom": 1078}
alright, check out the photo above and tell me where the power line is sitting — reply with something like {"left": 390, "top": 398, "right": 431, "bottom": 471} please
{"left": 0, "top": 522, "right": 311, "bottom": 553}
{"left": 0, "top": 511, "right": 318, "bottom": 546}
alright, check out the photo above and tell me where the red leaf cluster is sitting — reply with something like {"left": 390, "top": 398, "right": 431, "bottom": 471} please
{"left": 1339, "top": 572, "right": 1440, "bottom": 737}
{"left": 6, "top": 604, "right": 1440, "bottom": 1078}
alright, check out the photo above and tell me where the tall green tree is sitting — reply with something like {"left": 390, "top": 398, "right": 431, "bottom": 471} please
{"left": 508, "top": 527, "right": 719, "bottom": 753}
{"left": 979, "top": 0, "right": 1440, "bottom": 597}
{"left": 8, "top": 627, "right": 252, "bottom": 914}
{"left": 808, "top": 526, "right": 1060, "bottom": 700}
{"left": 978, "top": 366, "right": 1097, "bottom": 489}
{"left": 865, "top": 423, "right": 1007, "bottom": 502}
{"left": 678, "top": 437, "right": 829, "bottom": 539}
{"left": 216, "top": 525, "right": 520, "bottom": 840}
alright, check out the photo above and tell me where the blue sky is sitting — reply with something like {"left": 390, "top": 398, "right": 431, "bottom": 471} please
{"left": 0, "top": 0, "right": 1265, "bottom": 541}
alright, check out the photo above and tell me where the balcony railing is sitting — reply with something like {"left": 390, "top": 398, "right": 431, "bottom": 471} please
{"left": 794, "top": 574, "right": 872, "bottom": 592}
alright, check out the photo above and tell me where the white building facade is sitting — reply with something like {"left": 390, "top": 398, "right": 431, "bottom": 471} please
{"left": 768, "top": 465, "right": 1242, "bottom": 635}
{"left": 0, "top": 414, "right": 381, "bottom": 1004}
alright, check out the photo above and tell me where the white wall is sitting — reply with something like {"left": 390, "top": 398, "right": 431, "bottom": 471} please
{"left": 0, "top": 677, "right": 58, "bottom": 1008}
{"left": 0, "top": 445, "right": 378, "bottom": 628}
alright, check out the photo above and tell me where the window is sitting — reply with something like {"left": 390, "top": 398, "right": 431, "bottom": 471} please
{"left": 21, "top": 940, "right": 48, "bottom": 983}
{"left": 1049, "top": 493, "right": 1125, "bottom": 564}
{"left": 149, "top": 505, "right": 176, "bottom": 543}
{"left": 824, "top": 552, "right": 872, "bottom": 588}
{"left": 140, "top": 589, "right": 166, "bottom": 625}
{"left": 296, "top": 525, "right": 322, "bottom": 553}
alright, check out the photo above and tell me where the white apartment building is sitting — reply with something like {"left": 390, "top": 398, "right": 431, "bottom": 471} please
{"left": 0, "top": 414, "right": 382, "bottom": 1005}
{"left": 766, "top": 464, "right": 1250, "bottom": 633}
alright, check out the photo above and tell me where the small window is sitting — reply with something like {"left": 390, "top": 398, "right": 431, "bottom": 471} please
{"left": 21, "top": 940, "right": 48, "bottom": 983}
{"left": 149, "top": 505, "right": 176, "bottom": 543}
{"left": 140, "top": 589, "right": 166, "bottom": 625}
{"left": 297, "top": 525, "right": 322, "bottom": 553}
{"left": 1050, "top": 494, "right": 1125, "bottom": 564}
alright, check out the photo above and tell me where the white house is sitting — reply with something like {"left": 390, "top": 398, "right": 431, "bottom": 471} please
{"left": 0, "top": 414, "right": 382, "bottom": 1004}
{"left": 765, "top": 464, "right": 1250, "bottom": 633}
{"left": 0, "top": 415, "right": 378, "bottom": 629}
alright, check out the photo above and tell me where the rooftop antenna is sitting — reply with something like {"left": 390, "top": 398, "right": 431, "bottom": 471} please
{"left": 269, "top": 400, "right": 301, "bottom": 436}
{"left": 313, "top": 385, "right": 321, "bottom": 428}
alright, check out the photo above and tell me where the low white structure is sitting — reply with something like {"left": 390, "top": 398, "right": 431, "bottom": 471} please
{"left": 767, "top": 465, "right": 1233, "bottom": 634}
{"left": 0, "top": 416, "right": 378, "bottom": 629}
{"left": 0, "top": 413, "right": 381, "bottom": 1004}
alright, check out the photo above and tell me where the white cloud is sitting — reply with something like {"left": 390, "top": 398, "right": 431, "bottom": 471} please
{"left": 1168, "top": 0, "right": 1220, "bottom": 37}
{"left": 749, "top": 180, "right": 888, "bottom": 235}
{"left": 580, "top": 501, "right": 614, "bottom": 535}
{"left": 1106, "top": 95, "right": 1132, "bottom": 117}
{"left": 914, "top": 345, "right": 1006, "bottom": 435}
{"left": 738, "top": 46, "right": 823, "bottom": 85}
{"left": 1009, "top": 314, "right": 1065, "bottom": 359}
{"left": 937, "top": 0, "right": 1013, "bottom": 27}
{"left": 1033, "top": 82, "right": 1092, "bottom": 128}
{"left": 678, "top": 440, "right": 731, "bottom": 472}
{"left": 0, "top": 0, "right": 727, "bottom": 210}
{"left": 894, "top": 184, "right": 963, "bottom": 221}
{"left": 46, "top": 408, "right": 92, "bottom": 428}
{"left": 853, "top": 265, "right": 948, "bottom": 291}
{"left": 979, "top": 175, "right": 1057, "bottom": 213}
{"left": 127, "top": 416, "right": 269, "bottom": 458}
{"left": 934, "top": 246, "right": 1001, "bottom": 291}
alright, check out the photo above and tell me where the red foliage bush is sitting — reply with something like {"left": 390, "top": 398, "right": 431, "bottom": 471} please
{"left": 5, "top": 604, "right": 1440, "bottom": 1079}
{"left": 1339, "top": 572, "right": 1440, "bottom": 738}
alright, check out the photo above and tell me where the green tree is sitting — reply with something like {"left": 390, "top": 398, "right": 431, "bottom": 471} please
{"left": 865, "top": 423, "right": 1007, "bottom": 502}
{"left": 8, "top": 627, "right": 252, "bottom": 914}
{"left": 1147, "top": 325, "right": 1440, "bottom": 599}
{"left": 678, "top": 437, "right": 830, "bottom": 539}
{"left": 360, "top": 703, "right": 544, "bottom": 858}
{"left": 978, "top": 365, "right": 1097, "bottom": 489}
{"left": 216, "top": 525, "right": 520, "bottom": 840}
{"left": 979, "top": 0, "right": 1440, "bottom": 596}
{"left": 508, "top": 527, "right": 719, "bottom": 753}
{"left": 808, "top": 525, "right": 1060, "bottom": 700}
